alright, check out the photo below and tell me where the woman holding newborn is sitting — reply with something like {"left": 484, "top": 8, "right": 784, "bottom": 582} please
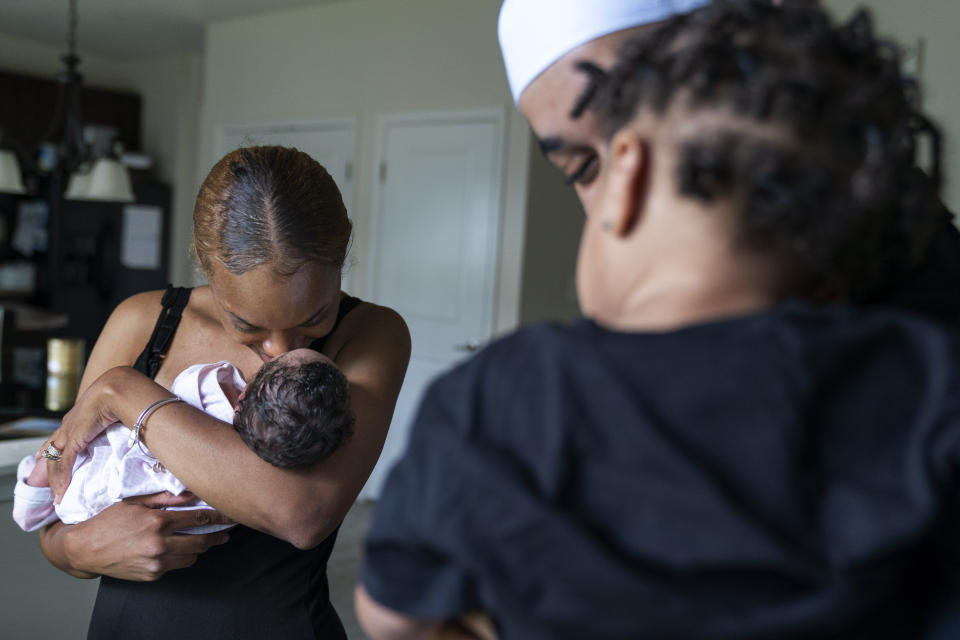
{"left": 38, "top": 145, "right": 410, "bottom": 638}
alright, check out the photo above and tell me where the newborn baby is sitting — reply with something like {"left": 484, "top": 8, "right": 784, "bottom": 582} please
{"left": 13, "top": 348, "right": 353, "bottom": 533}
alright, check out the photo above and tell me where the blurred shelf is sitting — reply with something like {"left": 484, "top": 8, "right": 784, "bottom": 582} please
{"left": 0, "top": 408, "right": 64, "bottom": 424}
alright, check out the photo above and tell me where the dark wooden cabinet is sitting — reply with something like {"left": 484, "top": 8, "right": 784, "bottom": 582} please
{"left": 45, "top": 177, "right": 172, "bottom": 340}
{"left": 0, "top": 68, "right": 141, "bottom": 155}
{"left": 0, "top": 68, "right": 169, "bottom": 411}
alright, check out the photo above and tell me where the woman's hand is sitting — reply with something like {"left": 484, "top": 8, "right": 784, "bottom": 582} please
{"left": 44, "top": 366, "right": 143, "bottom": 503}
{"left": 51, "top": 492, "right": 233, "bottom": 581}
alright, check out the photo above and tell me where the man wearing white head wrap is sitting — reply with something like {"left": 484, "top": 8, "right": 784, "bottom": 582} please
{"left": 498, "top": 0, "right": 709, "bottom": 104}
{"left": 496, "top": 0, "right": 708, "bottom": 217}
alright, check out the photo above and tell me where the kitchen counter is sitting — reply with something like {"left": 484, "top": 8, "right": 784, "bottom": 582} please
{"left": 0, "top": 435, "right": 46, "bottom": 475}
{"left": 0, "top": 415, "right": 59, "bottom": 474}
{"left": 0, "top": 431, "right": 99, "bottom": 638}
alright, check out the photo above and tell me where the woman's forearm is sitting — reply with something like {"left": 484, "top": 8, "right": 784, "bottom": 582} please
{"left": 37, "top": 495, "right": 232, "bottom": 581}
{"left": 67, "top": 308, "right": 409, "bottom": 549}
{"left": 98, "top": 367, "right": 370, "bottom": 548}
{"left": 38, "top": 521, "right": 98, "bottom": 579}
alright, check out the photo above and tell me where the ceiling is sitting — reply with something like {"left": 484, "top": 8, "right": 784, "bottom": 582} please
{"left": 0, "top": 0, "right": 351, "bottom": 58}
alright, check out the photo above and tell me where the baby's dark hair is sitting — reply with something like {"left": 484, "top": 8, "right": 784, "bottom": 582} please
{"left": 234, "top": 358, "right": 354, "bottom": 468}
{"left": 589, "top": 0, "right": 943, "bottom": 302}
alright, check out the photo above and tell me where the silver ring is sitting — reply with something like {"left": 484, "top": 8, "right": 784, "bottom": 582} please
{"left": 40, "top": 442, "right": 63, "bottom": 461}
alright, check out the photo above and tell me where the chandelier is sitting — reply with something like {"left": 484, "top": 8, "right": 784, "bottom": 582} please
{"left": 0, "top": 128, "right": 25, "bottom": 194}
{"left": 0, "top": 0, "right": 134, "bottom": 202}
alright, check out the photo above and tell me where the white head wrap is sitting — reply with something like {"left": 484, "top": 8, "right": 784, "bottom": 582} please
{"left": 498, "top": 0, "right": 710, "bottom": 103}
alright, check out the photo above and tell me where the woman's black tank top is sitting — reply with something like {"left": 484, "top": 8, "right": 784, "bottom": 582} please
{"left": 87, "top": 286, "right": 362, "bottom": 640}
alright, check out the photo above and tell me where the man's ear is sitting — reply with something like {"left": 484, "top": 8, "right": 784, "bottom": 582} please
{"left": 605, "top": 130, "right": 647, "bottom": 237}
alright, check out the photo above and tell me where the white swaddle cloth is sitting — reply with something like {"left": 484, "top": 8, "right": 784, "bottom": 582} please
{"left": 498, "top": 0, "right": 710, "bottom": 103}
{"left": 13, "top": 361, "right": 245, "bottom": 534}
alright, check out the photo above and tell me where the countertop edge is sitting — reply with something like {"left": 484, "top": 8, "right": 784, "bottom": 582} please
{"left": 0, "top": 436, "right": 47, "bottom": 477}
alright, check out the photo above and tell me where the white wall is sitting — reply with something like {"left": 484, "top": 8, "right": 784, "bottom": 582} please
{"left": 825, "top": 0, "right": 960, "bottom": 216}
{"left": 135, "top": 53, "right": 204, "bottom": 285}
{"left": 199, "top": 0, "right": 530, "bottom": 334}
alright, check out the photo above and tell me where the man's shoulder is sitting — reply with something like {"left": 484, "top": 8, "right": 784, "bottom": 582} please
{"left": 419, "top": 321, "right": 593, "bottom": 447}
{"left": 438, "top": 321, "right": 590, "bottom": 388}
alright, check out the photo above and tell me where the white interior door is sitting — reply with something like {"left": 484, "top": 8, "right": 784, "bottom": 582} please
{"left": 361, "top": 110, "right": 504, "bottom": 499}
{"left": 215, "top": 120, "right": 358, "bottom": 289}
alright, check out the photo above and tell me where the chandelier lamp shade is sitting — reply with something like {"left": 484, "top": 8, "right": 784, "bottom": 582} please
{"left": 0, "top": 129, "right": 26, "bottom": 195}
{"left": 6, "top": 0, "right": 135, "bottom": 203}
{"left": 65, "top": 155, "right": 134, "bottom": 202}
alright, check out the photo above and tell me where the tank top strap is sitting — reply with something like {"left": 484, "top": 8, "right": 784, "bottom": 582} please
{"left": 132, "top": 285, "right": 193, "bottom": 380}
{"left": 311, "top": 294, "right": 363, "bottom": 352}
{"left": 336, "top": 294, "right": 363, "bottom": 324}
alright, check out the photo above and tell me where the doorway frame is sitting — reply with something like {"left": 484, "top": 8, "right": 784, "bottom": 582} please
{"left": 211, "top": 117, "right": 360, "bottom": 290}
{"left": 366, "top": 108, "right": 506, "bottom": 343}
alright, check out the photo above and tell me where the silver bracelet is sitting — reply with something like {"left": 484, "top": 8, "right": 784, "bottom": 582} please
{"left": 127, "top": 396, "right": 183, "bottom": 456}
